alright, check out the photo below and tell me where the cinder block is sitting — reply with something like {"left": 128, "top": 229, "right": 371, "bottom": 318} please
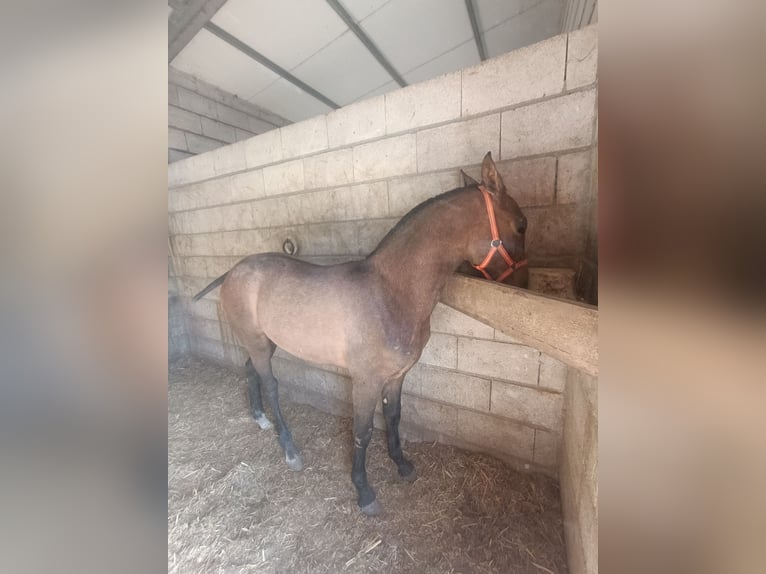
{"left": 501, "top": 90, "right": 596, "bottom": 158}
{"left": 169, "top": 106, "right": 202, "bottom": 134}
{"left": 177, "top": 256, "right": 208, "bottom": 278}
{"left": 499, "top": 156, "right": 557, "bottom": 207}
{"left": 524, "top": 203, "right": 589, "bottom": 259}
{"left": 539, "top": 354, "right": 568, "bottom": 391}
{"left": 206, "top": 255, "right": 241, "bottom": 278}
{"left": 457, "top": 338, "right": 539, "bottom": 384}
{"left": 416, "top": 115, "right": 500, "bottom": 173}
{"left": 193, "top": 335, "right": 225, "bottom": 361}
{"left": 215, "top": 102, "right": 252, "bottom": 130}
{"left": 326, "top": 96, "right": 385, "bottom": 148}
{"left": 168, "top": 127, "right": 188, "bottom": 151}
{"left": 226, "top": 169, "right": 265, "bottom": 203}
{"left": 168, "top": 152, "right": 217, "bottom": 187}
{"left": 462, "top": 34, "right": 566, "bottom": 116}
{"left": 262, "top": 158, "right": 305, "bottom": 195}
{"left": 405, "top": 363, "right": 490, "bottom": 412}
{"left": 353, "top": 134, "right": 417, "bottom": 181}
{"left": 303, "top": 149, "right": 354, "bottom": 189}
{"left": 235, "top": 128, "right": 255, "bottom": 142}
{"left": 490, "top": 380, "right": 563, "bottom": 431}
{"left": 324, "top": 182, "right": 388, "bottom": 222}
{"left": 188, "top": 317, "right": 223, "bottom": 342}
{"left": 355, "top": 218, "right": 397, "bottom": 254}
{"left": 431, "top": 303, "right": 494, "bottom": 339}
{"left": 401, "top": 394, "right": 458, "bottom": 436}
{"left": 385, "top": 71, "right": 461, "bottom": 133}
{"left": 244, "top": 129, "right": 283, "bottom": 169}
{"left": 185, "top": 132, "right": 222, "bottom": 154}
{"left": 419, "top": 333, "right": 458, "bottom": 369}
{"left": 212, "top": 140, "right": 248, "bottom": 176}
{"left": 249, "top": 116, "right": 277, "bottom": 135}
{"left": 251, "top": 196, "right": 290, "bottom": 228}
{"left": 177, "top": 87, "right": 217, "bottom": 118}
{"left": 169, "top": 149, "right": 193, "bottom": 163}
{"left": 534, "top": 429, "right": 559, "bottom": 468}
{"left": 168, "top": 84, "right": 179, "bottom": 106}
{"left": 283, "top": 182, "right": 388, "bottom": 225}
{"left": 456, "top": 410, "right": 534, "bottom": 461}
{"left": 566, "top": 24, "right": 598, "bottom": 90}
{"left": 557, "top": 150, "right": 591, "bottom": 204}
{"left": 493, "top": 329, "right": 525, "bottom": 344}
{"left": 201, "top": 117, "right": 236, "bottom": 144}
{"left": 280, "top": 115, "right": 328, "bottom": 158}
{"left": 220, "top": 202, "right": 256, "bottom": 231}
{"left": 387, "top": 171, "right": 460, "bottom": 216}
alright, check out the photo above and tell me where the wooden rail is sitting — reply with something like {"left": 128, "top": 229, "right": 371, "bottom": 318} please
{"left": 441, "top": 275, "right": 598, "bottom": 376}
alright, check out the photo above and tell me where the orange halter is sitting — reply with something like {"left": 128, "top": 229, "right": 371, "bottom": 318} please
{"left": 473, "top": 186, "right": 528, "bottom": 283}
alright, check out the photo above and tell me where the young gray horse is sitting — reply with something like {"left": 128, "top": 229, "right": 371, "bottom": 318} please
{"left": 193, "top": 152, "right": 528, "bottom": 516}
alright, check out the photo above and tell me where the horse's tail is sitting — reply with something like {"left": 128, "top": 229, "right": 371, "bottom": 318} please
{"left": 192, "top": 271, "right": 229, "bottom": 302}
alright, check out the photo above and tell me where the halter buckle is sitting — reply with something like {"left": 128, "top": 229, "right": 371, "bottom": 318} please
{"left": 490, "top": 238, "right": 503, "bottom": 248}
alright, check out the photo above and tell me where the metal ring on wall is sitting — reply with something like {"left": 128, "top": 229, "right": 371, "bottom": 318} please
{"left": 282, "top": 238, "right": 297, "bottom": 256}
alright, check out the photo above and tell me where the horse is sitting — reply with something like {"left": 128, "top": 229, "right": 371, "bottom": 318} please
{"left": 192, "top": 152, "right": 528, "bottom": 516}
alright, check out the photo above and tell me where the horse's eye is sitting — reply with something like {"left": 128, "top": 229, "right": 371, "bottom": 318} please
{"left": 517, "top": 216, "right": 528, "bottom": 234}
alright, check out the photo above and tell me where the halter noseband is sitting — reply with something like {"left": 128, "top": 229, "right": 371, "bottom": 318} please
{"left": 473, "top": 186, "right": 528, "bottom": 283}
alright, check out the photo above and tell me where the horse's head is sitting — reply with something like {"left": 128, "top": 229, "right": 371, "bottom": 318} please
{"left": 463, "top": 152, "right": 529, "bottom": 288}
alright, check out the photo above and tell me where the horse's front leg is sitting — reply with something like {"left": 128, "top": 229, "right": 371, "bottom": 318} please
{"left": 382, "top": 377, "right": 416, "bottom": 482}
{"left": 351, "top": 383, "right": 382, "bottom": 516}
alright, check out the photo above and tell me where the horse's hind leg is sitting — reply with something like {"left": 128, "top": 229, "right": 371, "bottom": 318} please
{"left": 382, "top": 377, "right": 416, "bottom": 482}
{"left": 244, "top": 335, "right": 303, "bottom": 472}
{"left": 245, "top": 358, "right": 272, "bottom": 430}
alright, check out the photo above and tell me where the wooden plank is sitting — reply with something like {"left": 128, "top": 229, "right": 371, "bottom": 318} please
{"left": 440, "top": 275, "right": 598, "bottom": 376}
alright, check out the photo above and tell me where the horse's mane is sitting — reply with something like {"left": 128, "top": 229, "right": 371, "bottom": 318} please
{"left": 370, "top": 185, "right": 474, "bottom": 255}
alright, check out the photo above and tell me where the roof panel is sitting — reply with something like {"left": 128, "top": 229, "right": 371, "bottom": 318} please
{"left": 343, "top": 0, "right": 393, "bottom": 22}
{"left": 402, "top": 40, "right": 479, "bottom": 85}
{"left": 291, "top": 31, "right": 392, "bottom": 107}
{"left": 359, "top": 0, "right": 474, "bottom": 74}
{"left": 355, "top": 80, "right": 398, "bottom": 102}
{"left": 171, "top": 29, "right": 279, "bottom": 100}
{"left": 211, "top": 0, "right": 347, "bottom": 70}
{"left": 483, "top": 0, "right": 563, "bottom": 58}
{"left": 474, "top": 0, "right": 539, "bottom": 30}
{"left": 247, "top": 79, "right": 333, "bottom": 123}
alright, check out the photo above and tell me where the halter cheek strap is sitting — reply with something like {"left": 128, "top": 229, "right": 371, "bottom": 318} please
{"left": 473, "top": 186, "right": 528, "bottom": 283}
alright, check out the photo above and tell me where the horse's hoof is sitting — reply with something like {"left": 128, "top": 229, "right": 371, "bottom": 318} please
{"left": 360, "top": 499, "right": 382, "bottom": 517}
{"left": 254, "top": 414, "right": 273, "bottom": 430}
{"left": 285, "top": 453, "right": 304, "bottom": 472}
{"left": 400, "top": 467, "right": 417, "bottom": 482}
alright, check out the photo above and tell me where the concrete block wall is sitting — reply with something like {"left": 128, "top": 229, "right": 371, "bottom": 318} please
{"left": 560, "top": 367, "right": 598, "bottom": 574}
{"left": 168, "top": 27, "right": 598, "bottom": 475}
{"left": 168, "top": 68, "right": 290, "bottom": 164}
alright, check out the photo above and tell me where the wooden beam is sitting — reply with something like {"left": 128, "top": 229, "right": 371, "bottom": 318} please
{"left": 440, "top": 275, "right": 598, "bottom": 376}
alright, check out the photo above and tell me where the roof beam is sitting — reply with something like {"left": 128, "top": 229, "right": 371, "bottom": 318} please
{"left": 203, "top": 22, "right": 340, "bottom": 110}
{"left": 169, "top": 0, "right": 229, "bottom": 62}
{"left": 324, "top": 0, "right": 407, "bottom": 88}
{"left": 465, "top": 0, "right": 487, "bottom": 61}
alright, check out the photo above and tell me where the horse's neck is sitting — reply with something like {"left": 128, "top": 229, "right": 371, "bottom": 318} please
{"left": 368, "top": 190, "right": 480, "bottom": 314}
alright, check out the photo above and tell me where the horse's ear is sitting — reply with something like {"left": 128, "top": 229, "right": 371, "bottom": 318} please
{"left": 460, "top": 169, "right": 479, "bottom": 187}
{"left": 480, "top": 151, "right": 504, "bottom": 195}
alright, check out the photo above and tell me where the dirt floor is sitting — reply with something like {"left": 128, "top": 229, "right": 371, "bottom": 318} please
{"left": 169, "top": 356, "right": 567, "bottom": 574}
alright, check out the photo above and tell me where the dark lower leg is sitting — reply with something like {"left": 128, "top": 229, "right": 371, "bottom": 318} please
{"left": 351, "top": 411, "right": 377, "bottom": 509}
{"left": 245, "top": 358, "right": 271, "bottom": 429}
{"left": 260, "top": 374, "right": 301, "bottom": 468}
{"left": 383, "top": 383, "right": 415, "bottom": 479}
